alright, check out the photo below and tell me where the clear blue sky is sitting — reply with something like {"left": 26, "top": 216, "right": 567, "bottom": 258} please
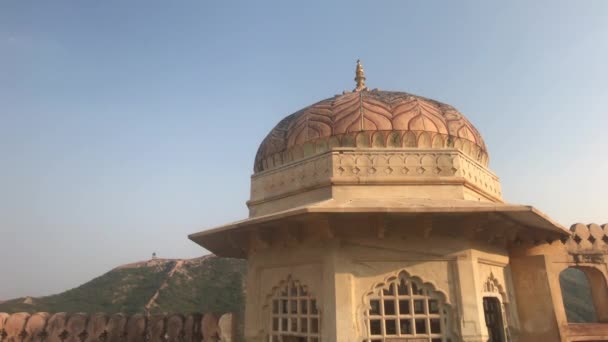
{"left": 1, "top": 1, "right": 607, "bottom": 299}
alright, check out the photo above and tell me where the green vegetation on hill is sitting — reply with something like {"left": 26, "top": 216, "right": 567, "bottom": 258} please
{"left": 0, "top": 256, "right": 246, "bottom": 315}
{"left": 154, "top": 257, "right": 245, "bottom": 314}
{"left": 0, "top": 261, "right": 174, "bottom": 313}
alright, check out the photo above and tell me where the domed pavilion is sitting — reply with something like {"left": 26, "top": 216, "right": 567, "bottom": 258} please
{"left": 190, "top": 61, "right": 608, "bottom": 342}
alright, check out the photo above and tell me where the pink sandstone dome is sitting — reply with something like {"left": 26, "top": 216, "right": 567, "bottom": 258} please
{"left": 254, "top": 89, "right": 488, "bottom": 173}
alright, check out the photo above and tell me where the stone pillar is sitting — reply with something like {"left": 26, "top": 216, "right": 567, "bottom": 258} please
{"left": 322, "top": 243, "right": 358, "bottom": 342}
{"left": 323, "top": 246, "right": 359, "bottom": 341}
{"left": 243, "top": 258, "right": 264, "bottom": 342}
{"left": 509, "top": 254, "right": 562, "bottom": 342}
{"left": 455, "top": 250, "right": 488, "bottom": 342}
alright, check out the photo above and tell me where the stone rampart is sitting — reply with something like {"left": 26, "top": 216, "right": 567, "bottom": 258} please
{"left": 0, "top": 312, "right": 234, "bottom": 342}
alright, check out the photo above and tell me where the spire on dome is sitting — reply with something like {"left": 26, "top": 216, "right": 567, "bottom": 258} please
{"left": 354, "top": 59, "right": 367, "bottom": 92}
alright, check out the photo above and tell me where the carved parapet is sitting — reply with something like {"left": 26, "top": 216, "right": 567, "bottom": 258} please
{"left": 453, "top": 152, "right": 502, "bottom": 199}
{"left": 0, "top": 313, "right": 235, "bottom": 342}
{"left": 249, "top": 148, "right": 502, "bottom": 215}
{"left": 217, "top": 314, "right": 233, "bottom": 342}
{"left": 3, "top": 312, "right": 30, "bottom": 342}
{"left": 564, "top": 223, "right": 608, "bottom": 260}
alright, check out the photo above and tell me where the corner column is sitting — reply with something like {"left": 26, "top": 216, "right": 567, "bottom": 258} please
{"left": 509, "top": 254, "right": 562, "bottom": 342}
{"left": 455, "top": 250, "right": 489, "bottom": 342}
{"left": 322, "top": 241, "right": 358, "bottom": 342}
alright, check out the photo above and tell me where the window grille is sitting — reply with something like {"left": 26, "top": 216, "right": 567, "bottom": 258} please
{"left": 363, "top": 274, "right": 451, "bottom": 342}
{"left": 268, "top": 277, "right": 320, "bottom": 342}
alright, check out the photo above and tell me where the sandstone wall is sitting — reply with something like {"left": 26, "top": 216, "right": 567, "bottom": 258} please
{"left": 510, "top": 223, "right": 608, "bottom": 342}
{"left": 0, "top": 312, "right": 234, "bottom": 342}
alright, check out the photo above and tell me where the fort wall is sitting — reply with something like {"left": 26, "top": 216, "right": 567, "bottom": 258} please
{"left": 0, "top": 312, "right": 235, "bottom": 342}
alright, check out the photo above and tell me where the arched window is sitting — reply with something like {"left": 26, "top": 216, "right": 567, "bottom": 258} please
{"left": 483, "top": 297, "right": 505, "bottom": 342}
{"left": 560, "top": 267, "right": 598, "bottom": 323}
{"left": 363, "top": 272, "right": 452, "bottom": 342}
{"left": 267, "top": 276, "right": 320, "bottom": 342}
{"left": 482, "top": 273, "right": 508, "bottom": 342}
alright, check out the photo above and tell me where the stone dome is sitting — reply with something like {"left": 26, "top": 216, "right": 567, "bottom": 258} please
{"left": 255, "top": 90, "right": 488, "bottom": 173}
{"left": 254, "top": 62, "right": 488, "bottom": 173}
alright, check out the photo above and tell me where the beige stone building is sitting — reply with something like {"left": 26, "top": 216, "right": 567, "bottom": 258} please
{"left": 190, "top": 61, "right": 608, "bottom": 342}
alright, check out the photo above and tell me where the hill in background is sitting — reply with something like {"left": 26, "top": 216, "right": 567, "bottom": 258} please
{"left": 0, "top": 255, "right": 594, "bottom": 325}
{"left": 0, "top": 255, "right": 246, "bottom": 315}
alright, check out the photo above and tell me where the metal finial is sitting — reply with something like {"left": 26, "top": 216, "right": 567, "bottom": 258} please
{"left": 354, "top": 59, "right": 367, "bottom": 91}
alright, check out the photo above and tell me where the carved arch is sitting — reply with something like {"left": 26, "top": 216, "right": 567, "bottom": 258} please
{"left": 360, "top": 270, "right": 453, "bottom": 341}
{"left": 482, "top": 272, "right": 508, "bottom": 303}
{"left": 263, "top": 275, "right": 321, "bottom": 341}
{"left": 361, "top": 270, "right": 451, "bottom": 309}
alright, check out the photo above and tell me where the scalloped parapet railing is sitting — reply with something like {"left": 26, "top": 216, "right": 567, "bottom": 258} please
{"left": 0, "top": 312, "right": 235, "bottom": 342}
{"left": 563, "top": 223, "right": 608, "bottom": 258}
{"left": 249, "top": 148, "right": 503, "bottom": 212}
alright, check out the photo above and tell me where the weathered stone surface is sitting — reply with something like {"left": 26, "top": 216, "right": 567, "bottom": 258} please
{"left": 0, "top": 313, "right": 233, "bottom": 342}
{"left": 217, "top": 314, "right": 233, "bottom": 342}
{"left": 165, "top": 315, "right": 183, "bottom": 342}
{"left": 45, "top": 313, "right": 67, "bottom": 342}
{"left": 105, "top": 314, "right": 126, "bottom": 342}
{"left": 200, "top": 315, "right": 218, "bottom": 342}
{"left": 65, "top": 313, "right": 88, "bottom": 342}
{"left": 124, "top": 315, "right": 145, "bottom": 342}
{"left": 0, "top": 313, "right": 10, "bottom": 335}
{"left": 84, "top": 313, "right": 108, "bottom": 342}
{"left": 4, "top": 312, "right": 30, "bottom": 342}
{"left": 147, "top": 314, "right": 164, "bottom": 342}
{"left": 566, "top": 223, "right": 608, "bottom": 255}
{"left": 23, "top": 313, "right": 49, "bottom": 342}
{"left": 183, "top": 314, "right": 202, "bottom": 342}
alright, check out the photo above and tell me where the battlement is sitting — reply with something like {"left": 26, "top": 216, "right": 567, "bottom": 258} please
{"left": 0, "top": 312, "right": 234, "bottom": 342}
{"left": 564, "top": 223, "right": 608, "bottom": 257}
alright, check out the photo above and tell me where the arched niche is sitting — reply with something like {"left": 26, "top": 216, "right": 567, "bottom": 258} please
{"left": 559, "top": 266, "right": 608, "bottom": 323}
{"left": 481, "top": 273, "right": 509, "bottom": 342}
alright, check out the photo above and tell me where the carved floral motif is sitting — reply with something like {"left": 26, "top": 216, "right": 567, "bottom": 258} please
{"left": 483, "top": 273, "right": 505, "bottom": 295}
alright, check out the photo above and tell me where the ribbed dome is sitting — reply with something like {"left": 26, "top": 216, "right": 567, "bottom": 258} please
{"left": 255, "top": 89, "right": 488, "bottom": 173}
{"left": 254, "top": 89, "right": 488, "bottom": 173}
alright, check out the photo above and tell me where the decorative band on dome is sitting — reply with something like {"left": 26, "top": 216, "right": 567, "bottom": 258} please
{"left": 255, "top": 130, "right": 488, "bottom": 173}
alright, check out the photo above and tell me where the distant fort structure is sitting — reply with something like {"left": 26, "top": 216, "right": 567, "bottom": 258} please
{"left": 190, "top": 61, "right": 608, "bottom": 342}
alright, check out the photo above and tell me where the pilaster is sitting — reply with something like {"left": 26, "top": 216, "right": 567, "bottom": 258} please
{"left": 455, "top": 250, "right": 489, "bottom": 342}
{"left": 321, "top": 242, "right": 358, "bottom": 342}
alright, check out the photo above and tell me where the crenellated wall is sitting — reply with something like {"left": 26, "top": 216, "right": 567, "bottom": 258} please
{"left": 0, "top": 312, "right": 235, "bottom": 342}
{"left": 564, "top": 223, "right": 608, "bottom": 258}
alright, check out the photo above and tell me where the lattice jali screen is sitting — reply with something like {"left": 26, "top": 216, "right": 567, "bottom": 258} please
{"left": 267, "top": 277, "right": 320, "bottom": 342}
{"left": 363, "top": 273, "right": 452, "bottom": 342}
